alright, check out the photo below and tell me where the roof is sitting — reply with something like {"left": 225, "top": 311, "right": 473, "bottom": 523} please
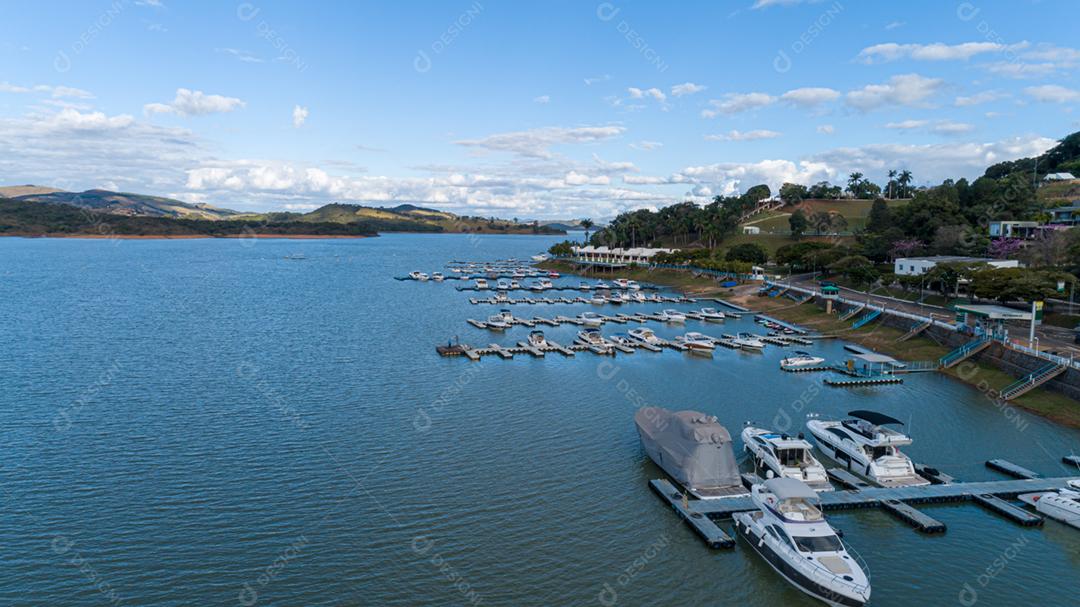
{"left": 764, "top": 477, "right": 819, "bottom": 501}
{"left": 851, "top": 353, "right": 897, "bottom": 364}
{"left": 1044, "top": 172, "right": 1075, "bottom": 180}
{"left": 954, "top": 304, "right": 1033, "bottom": 320}
{"left": 896, "top": 256, "right": 995, "bottom": 263}
{"left": 848, "top": 410, "right": 904, "bottom": 426}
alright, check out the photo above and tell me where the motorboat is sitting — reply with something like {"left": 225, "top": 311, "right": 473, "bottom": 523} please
{"left": 732, "top": 332, "right": 765, "bottom": 350}
{"left": 475, "top": 278, "right": 489, "bottom": 289}
{"left": 509, "top": 280, "right": 520, "bottom": 289}
{"left": 576, "top": 329, "right": 612, "bottom": 353}
{"left": 780, "top": 351, "right": 827, "bottom": 370}
{"left": 431, "top": 272, "right": 444, "bottom": 281}
{"left": 409, "top": 271, "right": 429, "bottom": 281}
{"left": 579, "top": 281, "right": 593, "bottom": 291}
{"left": 680, "top": 332, "right": 716, "bottom": 351}
{"left": 531, "top": 253, "right": 550, "bottom": 262}
{"left": 512, "top": 269, "right": 526, "bottom": 279}
{"left": 590, "top": 295, "right": 607, "bottom": 305}
{"left": 629, "top": 327, "right": 662, "bottom": 345}
{"left": 613, "top": 278, "right": 630, "bottom": 288}
{"left": 658, "top": 309, "right": 687, "bottom": 323}
{"left": 609, "top": 333, "right": 637, "bottom": 349}
{"left": 579, "top": 312, "right": 604, "bottom": 327}
{"left": 494, "top": 291, "right": 510, "bottom": 303}
{"left": 634, "top": 408, "right": 748, "bottom": 499}
{"left": 630, "top": 292, "right": 647, "bottom": 303}
{"left": 733, "top": 478, "right": 871, "bottom": 607}
{"left": 626, "top": 280, "right": 641, "bottom": 291}
{"left": 485, "top": 314, "right": 510, "bottom": 331}
{"left": 608, "top": 291, "right": 627, "bottom": 305}
{"left": 547, "top": 271, "right": 560, "bottom": 278}
{"left": 698, "top": 307, "right": 726, "bottom": 321}
{"left": 531, "top": 278, "right": 553, "bottom": 291}
{"left": 594, "top": 280, "right": 610, "bottom": 290}
{"left": 742, "top": 426, "right": 832, "bottom": 491}
{"left": 806, "top": 411, "right": 929, "bottom": 488}
{"left": 527, "top": 330, "right": 549, "bottom": 348}
{"left": 1018, "top": 480, "right": 1080, "bottom": 529}
{"left": 497, "top": 279, "right": 511, "bottom": 290}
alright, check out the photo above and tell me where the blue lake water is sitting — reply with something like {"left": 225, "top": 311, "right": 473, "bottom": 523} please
{"left": 1, "top": 233, "right": 1078, "bottom": 606}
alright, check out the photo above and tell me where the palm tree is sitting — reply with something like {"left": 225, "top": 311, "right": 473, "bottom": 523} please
{"left": 898, "top": 170, "right": 913, "bottom": 198}
{"left": 846, "top": 172, "right": 864, "bottom": 197}
{"left": 580, "top": 218, "right": 594, "bottom": 244}
{"left": 887, "top": 169, "right": 897, "bottom": 199}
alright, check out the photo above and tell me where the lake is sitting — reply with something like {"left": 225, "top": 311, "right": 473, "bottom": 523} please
{"left": 1, "top": 233, "right": 1078, "bottom": 606}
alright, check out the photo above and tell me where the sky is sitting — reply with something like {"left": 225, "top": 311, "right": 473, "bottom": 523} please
{"left": 1, "top": 0, "right": 1078, "bottom": 219}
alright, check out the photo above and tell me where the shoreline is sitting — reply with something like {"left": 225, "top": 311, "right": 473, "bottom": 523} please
{"left": 1, "top": 233, "right": 376, "bottom": 240}
{"left": 540, "top": 259, "right": 1080, "bottom": 429}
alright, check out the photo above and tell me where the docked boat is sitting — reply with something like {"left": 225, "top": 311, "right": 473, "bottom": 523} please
{"left": 531, "top": 253, "right": 550, "bottom": 262}
{"left": 780, "top": 351, "right": 827, "bottom": 370}
{"left": 742, "top": 427, "right": 832, "bottom": 491}
{"left": 475, "top": 278, "right": 489, "bottom": 289}
{"left": 494, "top": 291, "right": 510, "bottom": 303}
{"left": 590, "top": 295, "right": 607, "bottom": 305}
{"left": 634, "top": 408, "right": 747, "bottom": 499}
{"left": 497, "top": 279, "right": 511, "bottom": 290}
{"left": 680, "top": 332, "right": 716, "bottom": 351}
{"left": 626, "top": 280, "right": 641, "bottom": 291}
{"left": 629, "top": 292, "right": 647, "bottom": 303}
{"left": 732, "top": 332, "right": 765, "bottom": 350}
{"left": 609, "top": 333, "right": 638, "bottom": 349}
{"left": 594, "top": 280, "right": 610, "bottom": 290}
{"left": 485, "top": 314, "right": 510, "bottom": 330}
{"left": 409, "top": 271, "right": 429, "bottom": 281}
{"left": 698, "top": 307, "right": 726, "bottom": 321}
{"left": 608, "top": 291, "right": 628, "bottom": 305}
{"left": 1018, "top": 480, "right": 1080, "bottom": 529}
{"left": 547, "top": 271, "right": 560, "bottom": 278}
{"left": 431, "top": 272, "right": 444, "bottom": 282}
{"left": 579, "top": 281, "right": 593, "bottom": 291}
{"left": 733, "top": 478, "right": 871, "bottom": 607}
{"left": 527, "top": 330, "right": 549, "bottom": 348}
{"left": 576, "top": 329, "right": 612, "bottom": 353}
{"left": 629, "top": 327, "right": 662, "bottom": 345}
{"left": 509, "top": 279, "right": 520, "bottom": 289}
{"left": 579, "top": 312, "right": 604, "bottom": 327}
{"left": 613, "top": 278, "right": 630, "bottom": 288}
{"left": 806, "top": 411, "right": 929, "bottom": 488}
{"left": 658, "top": 309, "right": 687, "bottom": 323}
{"left": 531, "top": 278, "right": 553, "bottom": 291}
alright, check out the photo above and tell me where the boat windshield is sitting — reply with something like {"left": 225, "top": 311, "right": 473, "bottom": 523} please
{"left": 869, "top": 445, "right": 897, "bottom": 459}
{"left": 792, "top": 534, "right": 843, "bottom": 553}
{"left": 777, "top": 448, "right": 811, "bottom": 467}
{"left": 776, "top": 497, "right": 823, "bottom": 521}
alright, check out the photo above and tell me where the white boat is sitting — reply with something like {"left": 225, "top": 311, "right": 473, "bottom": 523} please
{"left": 733, "top": 478, "right": 871, "bottom": 607}
{"left": 680, "top": 332, "right": 716, "bottom": 351}
{"left": 528, "top": 330, "right": 549, "bottom": 348}
{"left": 579, "top": 312, "right": 604, "bottom": 327}
{"left": 635, "top": 409, "right": 748, "bottom": 499}
{"left": 806, "top": 411, "right": 930, "bottom": 488}
{"left": 780, "top": 351, "right": 827, "bottom": 370}
{"left": 509, "top": 280, "right": 520, "bottom": 289}
{"left": 594, "top": 280, "right": 610, "bottom": 290}
{"left": 579, "top": 281, "right": 593, "bottom": 291}
{"left": 475, "top": 278, "right": 489, "bottom": 289}
{"left": 742, "top": 427, "right": 832, "bottom": 492}
{"left": 658, "top": 309, "right": 687, "bottom": 323}
{"left": 609, "top": 333, "right": 637, "bottom": 348}
{"left": 494, "top": 291, "right": 510, "bottom": 303}
{"left": 409, "top": 271, "right": 429, "bottom": 281}
{"left": 1018, "top": 480, "right": 1080, "bottom": 529}
{"left": 590, "top": 295, "right": 607, "bottom": 305}
{"left": 698, "top": 307, "right": 726, "bottom": 321}
{"left": 630, "top": 292, "right": 647, "bottom": 303}
{"left": 732, "top": 332, "right": 765, "bottom": 350}
{"left": 575, "top": 329, "right": 612, "bottom": 353}
{"left": 608, "top": 291, "right": 627, "bottom": 305}
{"left": 626, "top": 280, "right": 641, "bottom": 291}
{"left": 629, "top": 327, "right": 662, "bottom": 345}
{"left": 531, "top": 253, "right": 550, "bottom": 262}
{"left": 431, "top": 272, "right": 445, "bottom": 282}
{"left": 485, "top": 313, "right": 510, "bottom": 330}
{"left": 497, "top": 279, "right": 511, "bottom": 290}
{"left": 613, "top": 278, "right": 630, "bottom": 288}
{"left": 531, "top": 278, "right": 553, "bottom": 291}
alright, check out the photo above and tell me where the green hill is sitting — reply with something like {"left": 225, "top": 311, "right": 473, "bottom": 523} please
{"left": 11, "top": 188, "right": 240, "bottom": 220}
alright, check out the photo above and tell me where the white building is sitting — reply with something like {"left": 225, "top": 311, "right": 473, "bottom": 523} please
{"left": 570, "top": 246, "right": 675, "bottom": 265}
{"left": 1043, "top": 172, "right": 1076, "bottom": 182}
{"left": 894, "top": 256, "right": 1019, "bottom": 276}
{"left": 742, "top": 225, "right": 760, "bottom": 235}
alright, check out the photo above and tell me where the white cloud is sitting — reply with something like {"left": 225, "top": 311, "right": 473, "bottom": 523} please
{"left": 144, "top": 88, "right": 246, "bottom": 116}
{"left": 1025, "top": 84, "right": 1080, "bottom": 103}
{"left": 629, "top": 140, "right": 663, "bottom": 151}
{"left": 702, "top": 92, "right": 775, "bottom": 117}
{"left": 705, "top": 129, "right": 782, "bottom": 141}
{"left": 884, "top": 21, "right": 905, "bottom": 30}
{"left": 816, "top": 124, "right": 835, "bottom": 134}
{"left": 292, "top": 105, "right": 308, "bottom": 128}
{"left": 215, "top": 48, "right": 263, "bottom": 63}
{"left": 954, "top": 90, "right": 1006, "bottom": 106}
{"left": 846, "top": 74, "right": 944, "bottom": 111}
{"left": 780, "top": 87, "right": 840, "bottom": 108}
{"left": 0, "top": 82, "right": 93, "bottom": 98}
{"left": 583, "top": 74, "right": 610, "bottom": 86}
{"left": 857, "top": 41, "right": 1027, "bottom": 63}
{"left": 931, "top": 120, "right": 974, "bottom": 135}
{"left": 533, "top": 95, "right": 550, "bottom": 104}
{"left": 982, "top": 61, "right": 1057, "bottom": 79}
{"left": 751, "top": 0, "right": 817, "bottom": 8}
{"left": 454, "top": 125, "right": 626, "bottom": 158}
{"left": 628, "top": 87, "right": 666, "bottom": 102}
{"left": 884, "top": 119, "right": 928, "bottom": 130}
{"left": 671, "top": 82, "right": 706, "bottom": 97}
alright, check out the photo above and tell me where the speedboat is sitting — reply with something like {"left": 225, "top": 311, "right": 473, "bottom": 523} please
{"left": 780, "top": 351, "right": 826, "bottom": 370}
{"left": 634, "top": 408, "right": 748, "bottom": 499}
{"left": 680, "top": 332, "right": 716, "bottom": 351}
{"left": 608, "top": 291, "right": 627, "bottom": 305}
{"left": 732, "top": 332, "right": 765, "bottom": 350}
{"left": 527, "top": 330, "right": 549, "bottom": 348}
{"left": 409, "top": 271, "right": 429, "bottom": 281}
{"left": 698, "top": 307, "right": 725, "bottom": 321}
{"left": 509, "top": 280, "right": 520, "bottom": 289}
{"left": 547, "top": 271, "right": 560, "bottom": 278}
{"left": 474, "top": 278, "right": 489, "bottom": 289}
{"left": 579, "top": 312, "right": 604, "bottom": 327}
{"left": 658, "top": 309, "right": 687, "bottom": 323}
{"left": 485, "top": 314, "right": 510, "bottom": 331}
{"left": 807, "top": 411, "right": 929, "bottom": 488}
{"left": 626, "top": 280, "right": 641, "bottom": 291}
{"left": 531, "top": 253, "right": 549, "bottom": 262}
{"left": 742, "top": 426, "right": 832, "bottom": 492}
{"left": 590, "top": 295, "right": 607, "bottom": 305}
{"left": 576, "top": 329, "right": 612, "bottom": 353}
{"left": 1018, "top": 480, "right": 1080, "bottom": 529}
{"left": 594, "top": 280, "right": 610, "bottom": 290}
{"left": 579, "top": 281, "right": 593, "bottom": 291}
{"left": 609, "top": 333, "right": 637, "bottom": 348}
{"left": 733, "top": 479, "right": 871, "bottom": 607}
{"left": 531, "top": 278, "right": 553, "bottom": 291}
{"left": 630, "top": 292, "right": 647, "bottom": 303}
{"left": 431, "top": 272, "right": 444, "bottom": 281}
{"left": 494, "top": 291, "right": 510, "bottom": 303}
{"left": 613, "top": 278, "right": 630, "bottom": 288}
{"left": 497, "top": 279, "right": 511, "bottom": 290}
{"left": 629, "top": 327, "right": 662, "bottom": 345}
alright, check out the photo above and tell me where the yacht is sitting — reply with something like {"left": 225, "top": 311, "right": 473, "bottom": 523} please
{"left": 629, "top": 327, "right": 662, "bottom": 345}
{"left": 531, "top": 253, "right": 550, "bottom": 262}
{"left": 613, "top": 278, "right": 630, "bottom": 288}
{"left": 806, "top": 411, "right": 930, "bottom": 488}
{"left": 634, "top": 408, "right": 747, "bottom": 499}
{"left": 494, "top": 291, "right": 510, "bottom": 303}
{"left": 780, "top": 351, "right": 827, "bottom": 370}
{"left": 509, "top": 279, "right": 520, "bottom": 289}
{"left": 698, "top": 307, "right": 726, "bottom": 321}
{"left": 527, "top": 330, "right": 549, "bottom": 348}
{"left": 590, "top": 294, "right": 607, "bottom": 305}
{"left": 680, "top": 332, "right": 716, "bottom": 351}
{"left": 630, "top": 292, "right": 647, "bottom": 303}
{"left": 658, "top": 309, "right": 687, "bottom": 323}
{"left": 609, "top": 333, "right": 638, "bottom": 349}
{"left": 732, "top": 332, "right": 765, "bottom": 350}
{"left": 1018, "top": 480, "right": 1080, "bottom": 529}
{"left": 594, "top": 280, "right": 610, "bottom": 290}
{"left": 431, "top": 272, "right": 444, "bottom": 282}
{"left": 547, "top": 271, "right": 560, "bottom": 278}
{"left": 741, "top": 426, "right": 832, "bottom": 492}
{"left": 626, "top": 280, "right": 641, "bottom": 291}
{"left": 474, "top": 278, "right": 489, "bottom": 289}
{"left": 579, "top": 281, "right": 593, "bottom": 291}
{"left": 409, "top": 271, "right": 429, "bottom": 281}
{"left": 485, "top": 313, "right": 510, "bottom": 331}
{"left": 608, "top": 291, "right": 628, "bottom": 305}
{"left": 497, "top": 279, "right": 511, "bottom": 290}
{"left": 531, "top": 278, "right": 553, "bottom": 291}
{"left": 733, "top": 479, "right": 871, "bottom": 607}
{"left": 579, "top": 312, "right": 604, "bottom": 327}
{"left": 576, "top": 329, "right": 613, "bottom": 353}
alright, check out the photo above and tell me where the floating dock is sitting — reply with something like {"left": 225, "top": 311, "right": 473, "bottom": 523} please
{"left": 880, "top": 499, "right": 947, "bottom": 534}
{"left": 824, "top": 376, "right": 904, "bottom": 387}
{"left": 972, "top": 493, "right": 1043, "bottom": 526}
{"left": 986, "top": 459, "right": 1041, "bottom": 480}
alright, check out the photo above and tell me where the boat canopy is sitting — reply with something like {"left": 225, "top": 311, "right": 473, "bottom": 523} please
{"left": 634, "top": 408, "right": 740, "bottom": 489}
{"left": 847, "top": 410, "right": 904, "bottom": 426}
{"left": 764, "top": 477, "right": 819, "bottom": 501}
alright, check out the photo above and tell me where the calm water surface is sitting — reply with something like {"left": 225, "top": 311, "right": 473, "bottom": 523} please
{"left": 1, "top": 234, "right": 1078, "bottom": 606}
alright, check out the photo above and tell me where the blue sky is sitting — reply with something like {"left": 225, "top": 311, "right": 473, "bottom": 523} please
{"left": 1, "top": 0, "right": 1078, "bottom": 218}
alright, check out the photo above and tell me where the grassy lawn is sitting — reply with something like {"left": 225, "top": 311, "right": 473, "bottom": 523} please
{"left": 723, "top": 232, "right": 855, "bottom": 256}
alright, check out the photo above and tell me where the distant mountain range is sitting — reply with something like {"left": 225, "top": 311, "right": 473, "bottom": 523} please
{"left": 0, "top": 186, "right": 566, "bottom": 237}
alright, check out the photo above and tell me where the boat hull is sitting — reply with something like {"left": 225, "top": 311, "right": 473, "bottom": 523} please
{"left": 807, "top": 423, "right": 928, "bottom": 488}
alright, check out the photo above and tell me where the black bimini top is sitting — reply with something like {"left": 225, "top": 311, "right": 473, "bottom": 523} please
{"left": 826, "top": 427, "right": 852, "bottom": 441}
{"left": 848, "top": 410, "right": 904, "bottom": 426}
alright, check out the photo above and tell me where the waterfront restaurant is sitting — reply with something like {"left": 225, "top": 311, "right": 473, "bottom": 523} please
{"left": 569, "top": 246, "right": 675, "bottom": 267}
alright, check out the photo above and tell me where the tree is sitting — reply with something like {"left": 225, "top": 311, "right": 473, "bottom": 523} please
{"left": 725, "top": 242, "right": 769, "bottom": 264}
{"left": 846, "top": 172, "right": 864, "bottom": 197}
{"left": 897, "top": 170, "right": 913, "bottom": 198}
{"left": 779, "top": 182, "right": 808, "bottom": 206}
{"left": 887, "top": 169, "right": 897, "bottom": 199}
{"left": 547, "top": 240, "right": 574, "bottom": 256}
{"left": 971, "top": 268, "right": 1076, "bottom": 303}
{"left": 988, "top": 238, "right": 1024, "bottom": 259}
{"left": 865, "top": 198, "right": 892, "bottom": 233}
{"left": 580, "top": 218, "right": 594, "bottom": 244}
{"left": 745, "top": 184, "right": 772, "bottom": 202}
{"left": 788, "top": 209, "right": 809, "bottom": 240}
{"left": 828, "top": 255, "right": 878, "bottom": 285}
